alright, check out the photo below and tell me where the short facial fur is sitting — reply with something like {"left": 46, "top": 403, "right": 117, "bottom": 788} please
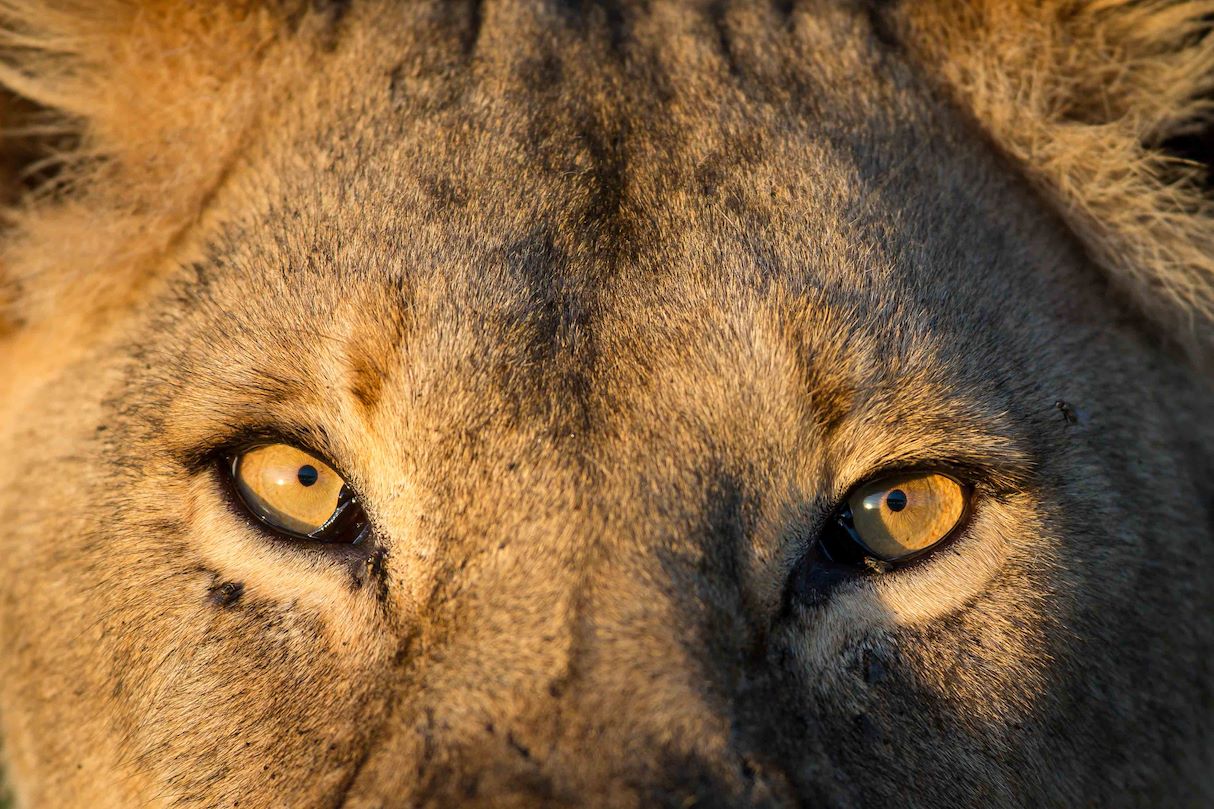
{"left": 0, "top": 1, "right": 1211, "bottom": 807}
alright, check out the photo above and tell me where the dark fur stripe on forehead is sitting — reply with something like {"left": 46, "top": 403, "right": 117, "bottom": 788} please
{"left": 347, "top": 309, "right": 410, "bottom": 417}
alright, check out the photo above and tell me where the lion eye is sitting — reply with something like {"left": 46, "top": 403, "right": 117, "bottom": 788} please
{"left": 229, "top": 444, "right": 368, "bottom": 543}
{"left": 837, "top": 472, "right": 969, "bottom": 563}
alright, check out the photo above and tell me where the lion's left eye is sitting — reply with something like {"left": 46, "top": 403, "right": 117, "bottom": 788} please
{"left": 846, "top": 472, "right": 968, "bottom": 561}
{"left": 227, "top": 444, "right": 369, "bottom": 543}
{"left": 821, "top": 472, "right": 970, "bottom": 565}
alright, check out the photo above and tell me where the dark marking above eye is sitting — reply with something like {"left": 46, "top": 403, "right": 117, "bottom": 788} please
{"left": 345, "top": 295, "right": 410, "bottom": 418}
{"left": 862, "top": 649, "right": 888, "bottom": 685}
{"left": 854, "top": 713, "right": 885, "bottom": 746}
{"left": 420, "top": 175, "right": 468, "bottom": 210}
{"left": 555, "top": 0, "right": 631, "bottom": 54}
{"left": 458, "top": 0, "right": 486, "bottom": 57}
{"left": 708, "top": 2, "right": 743, "bottom": 79}
{"left": 522, "top": 51, "right": 563, "bottom": 92}
{"left": 349, "top": 354, "right": 385, "bottom": 413}
{"left": 314, "top": 0, "right": 350, "bottom": 21}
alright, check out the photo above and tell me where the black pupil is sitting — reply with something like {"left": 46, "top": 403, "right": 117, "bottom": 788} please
{"left": 297, "top": 465, "right": 319, "bottom": 487}
{"left": 886, "top": 489, "right": 908, "bottom": 512}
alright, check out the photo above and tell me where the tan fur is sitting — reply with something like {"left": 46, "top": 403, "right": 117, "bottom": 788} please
{"left": 0, "top": 1, "right": 1210, "bottom": 807}
{"left": 0, "top": 0, "right": 326, "bottom": 335}
{"left": 897, "top": 0, "right": 1214, "bottom": 364}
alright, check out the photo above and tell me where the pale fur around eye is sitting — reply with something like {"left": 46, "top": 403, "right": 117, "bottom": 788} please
{"left": 847, "top": 473, "right": 967, "bottom": 561}
{"left": 232, "top": 444, "right": 345, "bottom": 537}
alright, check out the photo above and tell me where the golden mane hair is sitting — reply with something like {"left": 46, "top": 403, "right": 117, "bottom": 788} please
{"left": 0, "top": 1, "right": 324, "bottom": 335}
{"left": 897, "top": 0, "right": 1214, "bottom": 366}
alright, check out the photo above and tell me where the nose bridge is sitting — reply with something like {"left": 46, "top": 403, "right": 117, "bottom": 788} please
{"left": 568, "top": 481, "right": 753, "bottom": 732}
{"left": 365, "top": 450, "right": 771, "bottom": 806}
{"left": 418, "top": 476, "right": 744, "bottom": 731}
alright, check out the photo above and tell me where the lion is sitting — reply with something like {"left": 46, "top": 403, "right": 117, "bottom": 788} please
{"left": 0, "top": 0, "right": 1211, "bottom": 806}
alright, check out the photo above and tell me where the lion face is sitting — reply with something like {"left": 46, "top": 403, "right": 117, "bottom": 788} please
{"left": 0, "top": 2, "right": 1211, "bottom": 807}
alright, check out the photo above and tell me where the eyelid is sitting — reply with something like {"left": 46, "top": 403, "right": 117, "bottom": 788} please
{"left": 839, "top": 474, "right": 974, "bottom": 564}
{"left": 179, "top": 424, "right": 342, "bottom": 478}
{"left": 799, "top": 463, "right": 993, "bottom": 585}
{"left": 832, "top": 458, "right": 1024, "bottom": 510}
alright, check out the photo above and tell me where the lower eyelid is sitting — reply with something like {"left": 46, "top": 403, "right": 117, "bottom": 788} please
{"left": 213, "top": 473, "right": 373, "bottom": 558}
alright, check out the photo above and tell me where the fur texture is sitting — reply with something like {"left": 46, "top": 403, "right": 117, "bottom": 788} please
{"left": 0, "top": 0, "right": 328, "bottom": 333}
{"left": 898, "top": 0, "right": 1214, "bottom": 364}
{"left": 0, "top": 1, "right": 1210, "bottom": 807}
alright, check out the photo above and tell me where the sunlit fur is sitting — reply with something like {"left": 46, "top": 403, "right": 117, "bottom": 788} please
{"left": 0, "top": 1, "right": 1210, "bottom": 807}
{"left": 900, "top": 0, "right": 1214, "bottom": 367}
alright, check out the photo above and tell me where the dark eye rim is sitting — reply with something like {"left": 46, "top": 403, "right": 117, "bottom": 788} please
{"left": 787, "top": 468, "right": 980, "bottom": 609}
{"left": 818, "top": 469, "right": 975, "bottom": 568}
{"left": 219, "top": 443, "right": 372, "bottom": 546}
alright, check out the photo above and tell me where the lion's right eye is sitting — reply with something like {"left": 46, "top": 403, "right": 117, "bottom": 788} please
{"left": 228, "top": 444, "right": 369, "bottom": 543}
{"left": 790, "top": 470, "right": 973, "bottom": 605}
{"left": 842, "top": 472, "right": 969, "bottom": 563}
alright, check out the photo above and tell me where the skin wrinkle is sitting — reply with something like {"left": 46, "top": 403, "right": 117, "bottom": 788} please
{"left": 0, "top": 1, "right": 1210, "bottom": 808}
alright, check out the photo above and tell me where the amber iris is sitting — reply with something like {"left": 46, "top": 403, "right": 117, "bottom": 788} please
{"left": 845, "top": 472, "right": 968, "bottom": 562}
{"left": 232, "top": 444, "right": 347, "bottom": 537}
